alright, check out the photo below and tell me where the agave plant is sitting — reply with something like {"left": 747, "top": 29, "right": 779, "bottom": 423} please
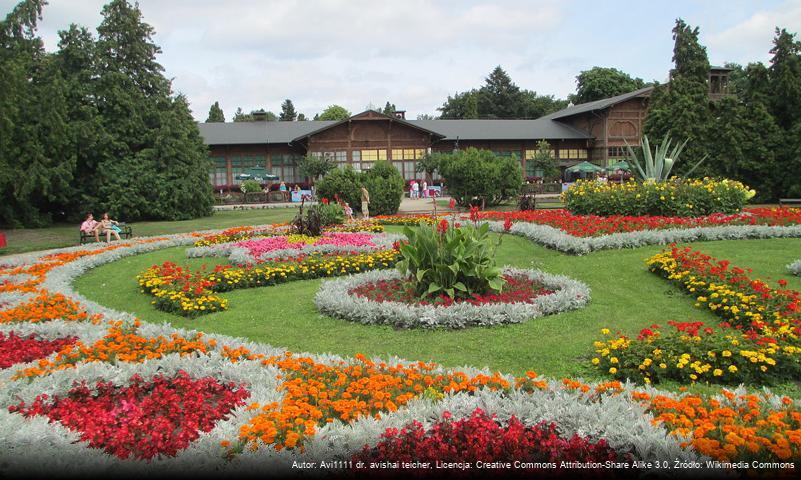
{"left": 624, "top": 134, "right": 706, "bottom": 182}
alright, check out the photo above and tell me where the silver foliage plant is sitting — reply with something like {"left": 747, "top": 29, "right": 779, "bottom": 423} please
{"left": 314, "top": 267, "right": 590, "bottom": 329}
{"left": 0, "top": 228, "right": 722, "bottom": 474}
{"left": 487, "top": 220, "right": 801, "bottom": 255}
{"left": 788, "top": 259, "right": 801, "bottom": 276}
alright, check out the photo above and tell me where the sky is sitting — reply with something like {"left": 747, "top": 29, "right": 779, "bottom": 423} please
{"left": 3, "top": 0, "right": 800, "bottom": 121}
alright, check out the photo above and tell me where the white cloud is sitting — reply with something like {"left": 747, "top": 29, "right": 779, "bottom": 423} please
{"left": 706, "top": 0, "right": 801, "bottom": 64}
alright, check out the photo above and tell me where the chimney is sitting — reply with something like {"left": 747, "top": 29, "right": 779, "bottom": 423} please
{"left": 393, "top": 110, "right": 406, "bottom": 120}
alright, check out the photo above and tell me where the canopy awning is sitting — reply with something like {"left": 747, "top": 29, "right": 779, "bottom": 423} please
{"left": 605, "top": 160, "right": 632, "bottom": 172}
{"left": 565, "top": 161, "right": 605, "bottom": 173}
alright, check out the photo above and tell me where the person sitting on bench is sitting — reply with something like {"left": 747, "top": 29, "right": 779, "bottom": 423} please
{"left": 80, "top": 212, "right": 101, "bottom": 242}
{"left": 99, "top": 212, "right": 122, "bottom": 242}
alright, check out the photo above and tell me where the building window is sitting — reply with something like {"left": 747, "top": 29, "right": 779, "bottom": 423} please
{"left": 209, "top": 156, "right": 227, "bottom": 186}
{"left": 271, "top": 154, "right": 301, "bottom": 184}
{"left": 392, "top": 148, "right": 426, "bottom": 160}
{"left": 360, "top": 149, "right": 387, "bottom": 161}
{"left": 231, "top": 155, "right": 265, "bottom": 184}
{"left": 608, "top": 147, "right": 628, "bottom": 159}
{"left": 558, "top": 149, "right": 588, "bottom": 160}
{"left": 311, "top": 151, "right": 347, "bottom": 162}
{"left": 524, "top": 149, "right": 556, "bottom": 160}
{"left": 491, "top": 150, "right": 516, "bottom": 158}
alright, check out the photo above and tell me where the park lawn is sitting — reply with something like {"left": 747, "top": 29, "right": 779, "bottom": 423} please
{"left": 73, "top": 226, "right": 801, "bottom": 395}
{"left": 0, "top": 207, "right": 299, "bottom": 256}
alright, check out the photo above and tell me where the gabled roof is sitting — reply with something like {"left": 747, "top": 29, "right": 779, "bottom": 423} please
{"left": 198, "top": 121, "right": 337, "bottom": 145}
{"left": 290, "top": 110, "right": 446, "bottom": 143}
{"left": 410, "top": 119, "right": 590, "bottom": 140}
{"left": 541, "top": 86, "right": 654, "bottom": 121}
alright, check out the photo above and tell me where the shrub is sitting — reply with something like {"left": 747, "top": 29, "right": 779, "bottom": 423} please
{"left": 361, "top": 160, "right": 404, "bottom": 215}
{"left": 562, "top": 177, "right": 754, "bottom": 217}
{"left": 316, "top": 166, "right": 362, "bottom": 212}
{"left": 438, "top": 148, "right": 522, "bottom": 207}
{"left": 317, "top": 202, "right": 344, "bottom": 226}
{"left": 291, "top": 200, "right": 323, "bottom": 236}
{"left": 397, "top": 218, "right": 505, "bottom": 300}
{"left": 240, "top": 180, "right": 262, "bottom": 193}
{"left": 518, "top": 194, "right": 536, "bottom": 211}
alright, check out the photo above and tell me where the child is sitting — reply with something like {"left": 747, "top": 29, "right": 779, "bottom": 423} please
{"left": 343, "top": 202, "right": 354, "bottom": 222}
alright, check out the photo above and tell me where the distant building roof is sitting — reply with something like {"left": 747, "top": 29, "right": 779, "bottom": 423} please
{"left": 541, "top": 86, "right": 654, "bottom": 121}
{"left": 198, "top": 117, "right": 590, "bottom": 146}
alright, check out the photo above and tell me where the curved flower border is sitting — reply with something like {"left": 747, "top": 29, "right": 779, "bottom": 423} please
{"left": 487, "top": 221, "right": 801, "bottom": 255}
{"left": 186, "top": 233, "right": 405, "bottom": 265}
{"left": 314, "top": 268, "right": 590, "bottom": 329}
{"left": 789, "top": 259, "right": 801, "bottom": 276}
{"left": 2, "top": 224, "right": 798, "bottom": 475}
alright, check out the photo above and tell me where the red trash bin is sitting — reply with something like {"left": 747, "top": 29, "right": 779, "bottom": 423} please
{"left": 0, "top": 232, "right": 6, "bottom": 249}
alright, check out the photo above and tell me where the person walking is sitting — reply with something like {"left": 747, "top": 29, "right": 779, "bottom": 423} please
{"left": 360, "top": 186, "right": 370, "bottom": 219}
{"left": 422, "top": 180, "right": 428, "bottom": 199}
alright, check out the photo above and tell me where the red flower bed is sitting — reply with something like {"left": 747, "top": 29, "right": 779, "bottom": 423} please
{"left": 353, "top": 408, "right": 623, "bottom": 474}
{"left": 479, "top": 207, "right": 801, "bottom": 237}
{"left": 349, "top": 274, "right": 554, "bottom": 306}
{"left": 10, "top": 371, "right": 249, "bottom": 460}
{"left": 0, "top": 332, "right": 77, "bottom": 369}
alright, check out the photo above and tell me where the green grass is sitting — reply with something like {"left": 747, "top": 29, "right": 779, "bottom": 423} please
{"left": 0, "top": 208, "right": 299, "bottom": 257}
{"left": 73, "top": 227, "right": 801, "bottom": 394}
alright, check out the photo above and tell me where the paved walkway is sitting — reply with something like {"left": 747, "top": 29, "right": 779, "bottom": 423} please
{"left": 212, "top": 196, "right": 455, "bottom": 215}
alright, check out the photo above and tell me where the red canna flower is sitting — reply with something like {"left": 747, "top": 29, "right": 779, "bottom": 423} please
{"left": 437, "top": 219, "right": 449, "bottom": 235}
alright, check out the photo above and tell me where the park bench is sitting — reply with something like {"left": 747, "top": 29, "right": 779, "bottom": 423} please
{"left": 80, "top": 223, "right": 132, "bottom": 244}
{"left": 779, "top": 198, "right": 801, "bottom": 207}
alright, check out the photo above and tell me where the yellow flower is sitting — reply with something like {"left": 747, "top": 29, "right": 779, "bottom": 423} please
{"left": 609, "top": 367, "right": 617, "bottom": 374}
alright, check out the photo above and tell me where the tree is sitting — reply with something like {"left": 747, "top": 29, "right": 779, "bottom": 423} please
{"left": 316, "top": 166, "right": 362, "bottom": 212}
{"left": 415, "top": 153, "right": 445, "bottom": 181}
{"left": 361, "top": 160, "right": 404, "bottom": 215}
{"left": 477, "top": 66, "right": 522, "bottom": 118}
{"left": 768, "top": 28, "right": 801, "bottom": 130}
{"left": 279, "top": 99, "right": 297, "bottom": 121}
{"left": 251, "top": 109, "right": 276, "bottom": 121}
{"left": 233, "top": 107, "right": 253, "bottom": 122}
{"left": 569, "top": 67, "right": 647, "bottom": 104}
{"left": 297, "top": 113, "right": 307, "bottom": 121}
{"left": 416, "top": 113, "right": 436, "bottom": 120}
{"left": 438, "top": 148, "right": 522, "bottom": 207}
{"left": 644, "top": 19, "right": 712, "bottom": 173}
{"left": 438, "top": 90, "right": 479, "bottom": 119}
{"left": 381, "top": 101, "right": 396, "bottom": 115}
{"left": 317, "top": 104, "right": 351, "bottom": 121}
{"left": 527, "top": 140, "right": 559, "bottom": 179}
{"left": 206, "top": 101, "right": 225, "bottom": 122}
{"left": 298, "top": 153, "right": 336, "bottom": 184}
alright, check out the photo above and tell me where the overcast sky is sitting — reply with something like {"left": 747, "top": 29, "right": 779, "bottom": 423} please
{"left": 3, "top": 0, "right": 800, "bottom": 121}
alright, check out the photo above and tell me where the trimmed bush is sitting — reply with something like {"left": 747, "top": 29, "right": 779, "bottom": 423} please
{"left": 438, "top": 148, "right": 522, "bottom": 207}
{"left": 240, "top": 180, "right": 262, "bottom": 193}
{"left": 562, "top": 178, "right": 754, "bottom": 217}
{"left": 316, "top": 166, "right": 362, "bottom": 212}
{"left": 361, "top": 160, "right": 404, "bottom": 216}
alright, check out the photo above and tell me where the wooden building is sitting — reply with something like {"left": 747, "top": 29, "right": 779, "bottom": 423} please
{"left": 199, "top": 69, "right": 731, "bottom": 187}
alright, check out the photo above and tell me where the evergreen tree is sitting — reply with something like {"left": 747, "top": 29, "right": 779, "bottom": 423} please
{"left": 279, "top": 99, "right": 297, "bottom": 121}
{"left": 438, "top": 90, "right": 479, "bottom": 119}
{"left": 768, "top": 28, "right": 801, "bottom": 130}
{"left": 0, "top": 0, "right": 75, "bottom": 226}
{"left": 569, "top": 67, "right": 647, "bottom": 104}
{"left": 206, "top": 101, "right": 225, "bottom": 122}
{"left": 233, "top": 107, "right": 252, "bottom": 122}
{"left": 297, "top": 113, "right": 307, "bottom": 121}
{"left": 93, "top": 0, "right": 211, "bottom": 220}
{"left": 477, "top": 66, "right": 522, "bottom": 118}
{"left": 381, "top": 101, "right": 396, "bottom": 115}
{"left": 644, "top": 19, "right": 712, "bottom": 171}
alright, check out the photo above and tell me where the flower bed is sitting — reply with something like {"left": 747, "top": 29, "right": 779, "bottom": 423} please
{"left": 353, "top": 408, "right": 624, "bottom": 470}
{"left": 0, "top": 223, "right": 799, "bottom": 474}
{"left": 562, "top": 178, "right": 754, "bottom": 217}
{"left": 483, "top": 208, "right": 801, "bottom": 254}
{"left": 349, "top": 273, "right": 554, "bottom": 307}
{"left": 315, "top": 268, "right": 589, "bottom": 329}
{"left": 591, "top": 247, "right": 801, "bottom": 385}
{"left": 0, "top": 332, "right": 77, "bottom": 369}
{"left": 186, "top": 231, "right": 403, "bottom": 265}
{"left": 10, "top": 371, "right": 249, "bottom": 460}
{"left": 138, "top": 249, "right": 402, "bottom": 317}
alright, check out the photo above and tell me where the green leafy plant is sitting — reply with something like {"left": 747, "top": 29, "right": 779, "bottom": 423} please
{"left": 396, "top": 219, "right": 505, "bottom": 300}
{"left": 361, "top": 160, "right": 404, "bottom": 215}
{"left": 316, "top": 166, "right": 362, "bottom": 212}
{"left": 317, "top": 202, "right": 344, "bottom": 226}
{"left": 624, "top": 134, "right": 706, "bottom": 181}
{"left": 438, "top": 148, "right": 522, "bottom": 207}
{"left": 291, "top": 200, "right": 323, "bottom": 236}
{"left": 240, "top": 180, "right": 262, "bottom": 193}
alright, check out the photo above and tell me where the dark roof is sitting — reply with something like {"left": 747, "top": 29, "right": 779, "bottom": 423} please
{"left": 541, "top": 86, "right": 654, "bottom": 121}
{"left": 291, "top": 110, "right": 446, "bottom": 143}
{"left": 198, "top": 117, "right": 590, "bottom": 145}
{"left": 410, "top": 119, "right": 590, "bottom": 140}
{"left": 198, "top": 121, "right": 337, "bottom": 145}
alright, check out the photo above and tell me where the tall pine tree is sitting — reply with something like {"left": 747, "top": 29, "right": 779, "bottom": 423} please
{"left": 279, "top": 99, "right": 297, "bottom": 121}
{"left": 206, "top": 101, "right": 225, "bottom": 122}
{"left": 768, "top": 28, "right": 801, "bottom": 131}
{"left": 644, "top": 19, "right": 712, "bottom": 172}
